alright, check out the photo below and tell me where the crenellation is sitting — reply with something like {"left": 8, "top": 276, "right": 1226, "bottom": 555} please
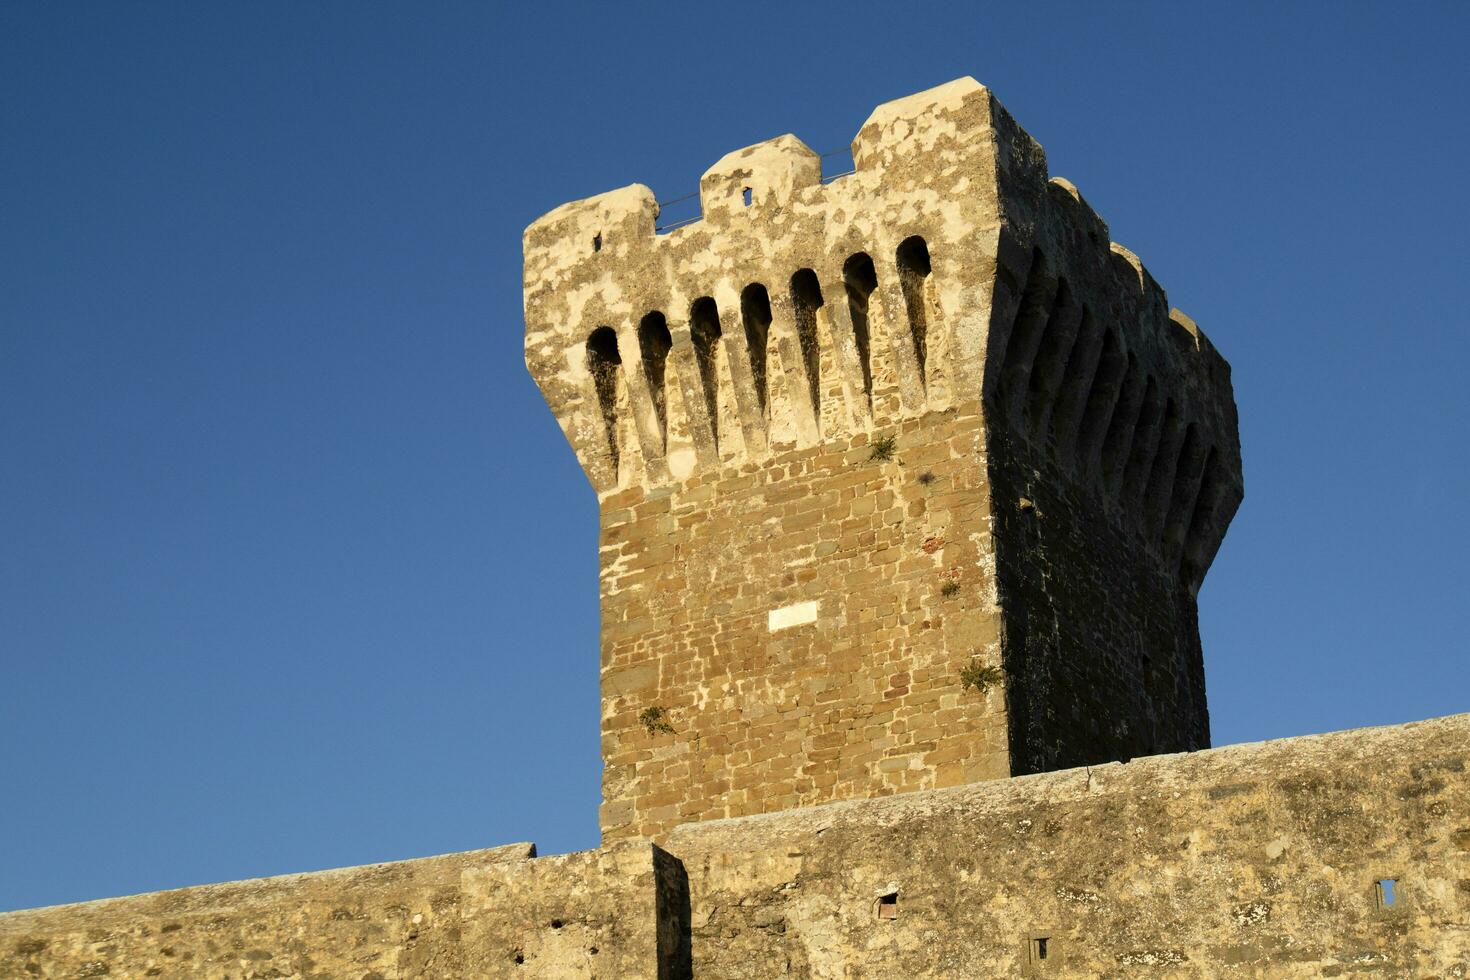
{"left": 526, "top": 80, "right": 1031, "bottom": 495}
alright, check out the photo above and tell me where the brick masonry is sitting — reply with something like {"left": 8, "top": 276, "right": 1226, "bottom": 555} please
{"left": 523, "top": 77, "right": 1243, "bottom": 841}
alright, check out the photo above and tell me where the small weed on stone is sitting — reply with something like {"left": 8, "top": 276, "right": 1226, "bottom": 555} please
{"left": 917, "top": 470, "right": 937, "bottom": 486}
{"left": 868, "top": 435, "right": 898, "bottom": 463}
{"left": 639, "top": 706, "right": 675, "bottom": 736}
{"left": 940, "top": 580, "right": 962, "bottom": 598}
{"left": 959, "top": 660, "right": 1004, "bottom": 695}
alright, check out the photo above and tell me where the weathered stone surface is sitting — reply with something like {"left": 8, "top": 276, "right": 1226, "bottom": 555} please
{"left": 0, "top": 841, "right": 690, "bottom": 979}
{"left": 0, "top": 843, "right": 535, "bottom": 978}
{"left": 524, "top": 76, "right": 1243, "bottom": 842}
{"left": 459, "top": 843, "right": 689, "bottom": 979}
{"left": 6, "top": 716, "right": 1465, "bottom": 976}
{"left": 666, "top": 713, "right": 1470, "bottom": 978}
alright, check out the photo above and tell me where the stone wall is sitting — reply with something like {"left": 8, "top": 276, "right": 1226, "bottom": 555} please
{"left": 523, "top": 76, "right": 1242, "bottom": 841}
{"left": 7, "top": 715, "right": 1466, "bottom": 977}
{"left": 667, "top": 713, "right": 1469, "bottom": 977}
{"left": 0, "top": 842, "right": 689, "bottom": 979}
{"left": 592, "top": 407, "right": 1011, "bottom": 842}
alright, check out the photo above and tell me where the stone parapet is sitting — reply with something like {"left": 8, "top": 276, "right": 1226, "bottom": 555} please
{"left": 7, "top": 714, "right": 1465, "bottom": 977}
{"left": 522, "top": 77, "right": 1240, "bottom": 591}
{"left": 665, "top": 712, "right": 1469, "bottom": 976}
{"left": 0, "top": 841, "right": 689, "bottom": 980}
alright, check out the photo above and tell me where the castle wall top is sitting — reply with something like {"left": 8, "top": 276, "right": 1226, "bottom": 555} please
{"left": 522, "top": 77, "right": 1240, "bottom": 561}
{"left": 6, "top": 714, "right": 1465, "bottom": 975}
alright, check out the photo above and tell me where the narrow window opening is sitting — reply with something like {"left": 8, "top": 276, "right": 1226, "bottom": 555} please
{"left": 896, "top": 236, "right": 932, "bottom": 385}
{"left": 843, "top": 252, "right": 877, "bottom": 404}
{"left": 585, "top": 327, "right": 622, "bottom": 473}
{"left": 592, "top": 232, "right": 602, "bottom": 253}
{"left": 789, "top": 269, "right": 824, "bottom": 420}
{"left": 690, "top": 297, "right": 723, "bottom": 448}
{"left": 1031, "top": 936, "right": 1050, "bottom": 961}
{"left": 740, "top": 283, "right": 772, "bottom": 415}
{"left": 638, "top": 312, "right": 672, "bottom": 452}
{"left": 742, "top": 186, "right": 753, "bottom": 207}
{"left": 1376, "top": 878, "right": 1398, "bottom": 907}
{"left": 877, "top": 892, "right": 898, "bottom": 920}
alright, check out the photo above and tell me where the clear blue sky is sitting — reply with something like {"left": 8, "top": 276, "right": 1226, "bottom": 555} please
{"left": 3, "top": 2, "right": 1467, "bottom": 912}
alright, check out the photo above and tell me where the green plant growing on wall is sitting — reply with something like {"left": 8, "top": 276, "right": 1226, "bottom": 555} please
{"left": 639, "top": 706, "right": 675, "bottom": 736}
{"left": 917, "top": 470, "right": 937, "bottom": 486}
{"left": 940, "top": 580, "right": 962, "bottom": 598}
{"left": 868, "top": 435, "right": 898, "bottom": 462}
{"left": 959, "top": 660, "right": 1004, "bottom": 696}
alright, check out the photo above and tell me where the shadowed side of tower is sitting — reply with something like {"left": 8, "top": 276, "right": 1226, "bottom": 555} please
{"left": 983, "top": 197, "right": 1243, "bottom": 773}
{"left": 523, "top": 77, "right": 1243, "bottom": 843}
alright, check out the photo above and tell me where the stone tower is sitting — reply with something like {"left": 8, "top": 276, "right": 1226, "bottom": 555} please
{"left": 524, "top": 77, "right": 1242, "bottom": 843}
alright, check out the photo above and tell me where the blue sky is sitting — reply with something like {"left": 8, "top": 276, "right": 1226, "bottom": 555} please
{"left": 2, "top": 2, "right": 1467, "bottom": 912}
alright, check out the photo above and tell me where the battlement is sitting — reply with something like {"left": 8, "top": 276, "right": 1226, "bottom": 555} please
{"left": 524, "top": 77, "right": 1239, "bottom": 590}
{"left": 524, "top": 78, "right": 1245, "bottom": 842}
